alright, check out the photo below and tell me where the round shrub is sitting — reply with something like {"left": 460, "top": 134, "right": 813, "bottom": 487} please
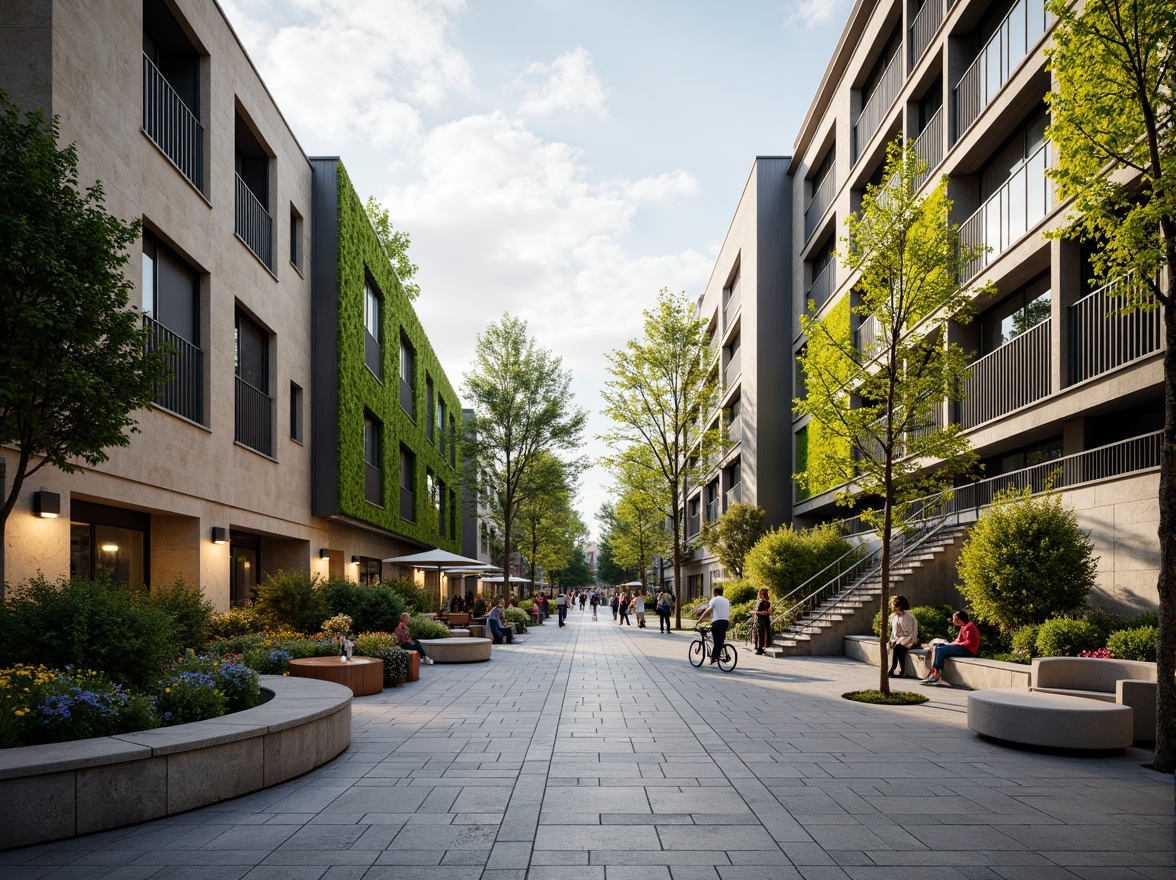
{"left": 503, "top": 607, "right": 529, "bottom": 633}
{"left": 242, "top": 647, "right": 294, "bottom": 675}
{"left": 1010, "top": 624, "right": 1041, "bottom": 658}
{"left": 354, "top": 634, "right": 412, "bottom": 685}
{"left": 1106, "top": 626, "right": 1157, "bottom": 662}
{"left": 320, "top": 579, "right": 407, "bottom": 633}
{"left": 723, "top": 580, "right": 759, "bottom": 606}
{"left": 956, "top": 488, "right": 1097, "bottom": 632}
{"left": 136, "top": 577, "right": 214, "bottom": 650}
{"left": 407, "top": 615, "right": 451, "bottom": 640}
{"left": 207, "top": 606, "right": 263, "bottom": 640}
{"left": 384, "top": 578, "right": 433, "bottom": 614}
{"left": 168, "top": 652, "right": 262, "bottom": 712}
{"left": 1126, "top": 612, "right": 1158, "bottom": 630}
{"left": 745, "top": 523, "right": 857, "bottom": 603}
{"left": 253, "top": 571, "right": 329, "bottom": 634}
{"left": 471, "top": 598, "right": 488, "bottom": 617}
{"left": 154, "top": 670, "right": 226, "bottom": 726}
{"left": 1035, "top": 618, "right": 1102, "bottom": 657}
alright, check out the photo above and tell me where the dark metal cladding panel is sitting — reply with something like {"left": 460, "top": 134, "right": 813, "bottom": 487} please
{"left": 309, "top": 156, "right": 341, "bottom": 516}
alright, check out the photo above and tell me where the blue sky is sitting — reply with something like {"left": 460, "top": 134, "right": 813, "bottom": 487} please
{"left": 224, "top": 0, "right": 851, "bottom": 536}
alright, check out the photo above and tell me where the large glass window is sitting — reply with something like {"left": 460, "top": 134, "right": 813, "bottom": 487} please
{"left": 364, "top": 412, "right": 382, "bottom": 505}
{"left": 400, "top": 445, "right": 416, "bottom": 521}
{"left": 980, "top": 274, "right": 1051, "bottom": 353}
{"left": 364, "top": 280, "right": 381, "bottom": 377}
{"left": 70, "top": 501, "right": 148, "bottom": 588}
{"left": 357, "top": 557, "right": 381, "bottom": 585}
{"left": 235, "top": 311, "right": 272, "bottom": 455}
{"left": 399, "top": 334, "right": 415, "bottom": 417}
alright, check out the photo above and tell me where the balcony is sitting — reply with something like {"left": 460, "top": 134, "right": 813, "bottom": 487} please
{"left": 235, "top": 375, "right": 273, "bottom": 456}
{"left": 804, "top": 170, "right": 836, "bottom": 242}
{"left": 234, "top": 173, "right": 273, "bottom": 269}
{"left": 141, "top": 54, "right": 203, "bottom": 190}
{"left": 365, "top": 464, "right": 382, "bottom": 506}
{"left": 953, "top": 0, "right": 1051, "bottom": 140}
{"left": 723, "top": 278, "right": 742, "bottom": 330}
{"left": 688, "top": 512, "right": 700, "bottom": 538}
{"left": 852, "top": 51, "right": 902, "bottom": 164}
{"left": 726, "top": 415, "right": 742, "bottom": 446}
{"left": 705, "top": 498, "right": 719, "bottom": 523}
{"left": 855, "top": 314, "right": 881, "bottom": 355}
{"left": 400, "top": 486, "right": 415, "bottom": 521}
{"left": 912, "top": 106, "right": 944, "bottom": 189}
{"left": 958, "top": 317, "right": 1051, "bottom": 429}
{"left": 723, "top": 482, "right": 741, "bottom": 513}
{"left": 806, "top": 261, "right": 835, "bottom": 312}
{"left": 909, "top": 0, "right": 944, "bottom": 69}
{"left": 1070, "top": 275, "right": 1165, "bottom": 384}
{"left": 144, "top": 315, "right": 203, "bottom": 424}
{"left": 958, "top": 142, "right": 1050, "bottom": 281}
{"left": 724, "top": 347, "right": 741, "bottom": 388}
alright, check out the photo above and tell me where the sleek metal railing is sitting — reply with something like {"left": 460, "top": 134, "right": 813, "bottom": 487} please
{"left": 807, "top": 261, "right": 835, "bottom": 311}
{"left": 855, "top": 314, "right": 881, "bottom": 354}
{"left": 705, "top": 498, "right": 719, "bottom": 522}
{"left": 142, "top": 54, "right": 203, "bottom": 189}
{"left": 726, "top": 415, "right": 742, "bottom": 446}
{"left": 853, "top": 51, "right": 903, "bottom": 163}
{"left": 724, "top": 483, "right": 741, "bottom": 513}
{"left": 912, "top": 106, "right": 944, "bottom": 189}
{"left": 953, "top": 0, "right": 1051, "bottom": 140}
{"left": 364, "top": 330, "right": 381, "bottom": 377}
{"left": 688, "top": 513, "right": 700, "bottom": 538}
{"left": 400, "top": 486, "right": 415, "bottom": 521}
{"left": 1069, "top": 274, "right": 1165, "bottom": 384}
{"left": 804, "top": 169, "right": 836, "bottom": 241}
{"left": 365, "top": 463, "right": 382, "bottom": 505}
{"left": 234, "top": 375, "right": 273, "bottom": 456}
{"left": 725, "top": 347, "right": 741, "bottom": 388}
{"left": 958, "top": 142, "right": 1050, "bottom": 280}
{"left": 959, "top": 317, "right": 1051, "bottom": 428}
{"left": 234, "top": 173, "right": 273, "bottom": 269}
{"left": 909, "top": 0, "right": 944, "bottom": 69}
{"left": 144, "top": 315, "right": 203, "bottom": 424}
{"left": 400, "top": 378, "right": 413, "bottom": 415}
{"left": 723, "top": 277, "right": 742, "bottom": 329}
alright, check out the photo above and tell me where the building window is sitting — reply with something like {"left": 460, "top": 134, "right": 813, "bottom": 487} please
{"left": 230, "top": 531, "right": 260, "bottom": 606}
{"left": 143, "top": 234, "right": 203, "bottom": 423}
{"left": 426, "top": 375, "right": 435, "bottom": 441}
{"left": 290, "top": 206, "right": 303, "bottom": 271}
{"left": 357, "top": 557, "right": 381, "bottom": 585}
{"left": 364, "top": 280, "right": 382, "bottom": 378}
{"left": 234, "top": 110, "right": 273, "bottom": 269}
{"left": 364, "top": 412, "right": 382, "bottom": 505}
{"left": 70, "top": 501, "right": 148, "bottom": 588}
{"left": 980, "top": 274, "right": 1051, "bottom": 354}
{"left": 142, "top": 0, "right": 203, "bottom": 190}
{"left": 449, "top": 415, "right": 457, "bottom": 466}
{"left": 437, "top": 396, "right": 447, "bottom": 456}
{"left": 290, "top": 382, "right": 303, "bottom": 443}
{"left": 235, "top": 310, "right": 273, "bottom": 456}
{"left": 399, "top": 334, "right": 415, "bottom": 418}
{"left": 400, "top": 445, "right": 416, "bottom": 521}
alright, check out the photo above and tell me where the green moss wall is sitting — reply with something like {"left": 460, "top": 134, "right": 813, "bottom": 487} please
{"left": 334, "top": 162, "right": 462, "bottom": 549}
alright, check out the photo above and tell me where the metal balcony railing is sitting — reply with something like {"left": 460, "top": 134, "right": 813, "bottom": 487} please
{"left": 912, "top": 106, "right": 944, "bottom": 189}
{"left": 724, "top": 483, "right": 741, "bottom": 512}
{"left": 909, "top": 0, "right": 944, "bottom": 69}
{"left": 855, "top": 314, "right": 881, "bottom": 355}
{"left": 852, "top": 51, "right": 902, "bottom": 164}
{"left": 365, "top": 463, "right": 382, "bottom": 505}
{"left": 688, "top": 513, "right": 700, "bottom": 538}
{"left": 144, "top": 315, "right": 203, "bottom": 424}
{"left": 723, "top": 277, "right": 742, "bottom": 329}
{"left": 400, "top": 487, "right": 415, "bottom": 521}
{"left": 724, "top": 347, "right": 741, "bottom": 388}
{"left": 958, "top": 142, "right": 1050, "bottom": 281}
{"left": 958, "top": 317, "right": 1051, "bottom": 429}
{"left": 234, "top": 173, "right": 273, "bottom": 269}
{"left": 142, "top": 54, "right": 203, "bottom": 189}
{"left": 235, "top": 375, "right": 273, "bottom": 456}
{"left": 705, "top": 498, "right": 719, "bottom": 523}
{"left": 726, "top": 415, "right": 741, "bottom": 446}
{"left": 807, "top": 261, "right": 835, "bottom": 311}
{"left": 1069, "top": 274, "right": 1166, "bottom": 384}
{"left": 953, "top": 0, "right": 1051, "bottom": 140}
{"left": 804, "top": 169, "right": 836, "bottom": 242}
{"left": 364, "top": 330, "right": 381, "bottom": 377}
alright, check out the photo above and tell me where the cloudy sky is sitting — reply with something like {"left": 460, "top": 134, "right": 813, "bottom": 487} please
{"left": 222, "top": 0, "right": 851, "bottom": 537}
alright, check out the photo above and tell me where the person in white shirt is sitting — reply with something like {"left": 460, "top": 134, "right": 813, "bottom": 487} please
{"left": 555, "top": 590, "right": 567, "bottom": 627}
{"left": 695, "top": 586, "right": 731, "bottom": 665}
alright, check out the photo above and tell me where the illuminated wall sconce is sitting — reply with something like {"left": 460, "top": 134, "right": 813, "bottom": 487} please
{"left": 350, "top": 555, "right": 360, "bottom": 564}
{"left": 319, "top": 548, "right": 331, "bottom": 560}
{"left": 211, "top": 527, "right": 228, "bottom": 545}
{"left": 33, "top": 492, "right": 61, "bottom": 518}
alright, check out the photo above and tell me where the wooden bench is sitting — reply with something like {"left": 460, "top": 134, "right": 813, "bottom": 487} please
{"left": 967, "top": 687, "right": 1134, "bottom": 750}
{"left": 447, "top": 612, "right": 471, "bottom": 627}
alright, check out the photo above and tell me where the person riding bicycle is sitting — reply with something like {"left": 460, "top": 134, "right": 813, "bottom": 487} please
{"left": 695, "top": 585, "right": 731, "bottom": 665}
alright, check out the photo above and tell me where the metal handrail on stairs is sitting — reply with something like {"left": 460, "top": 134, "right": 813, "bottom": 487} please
{"left": 767, "top": 543, "right": 874, "bottom": 631}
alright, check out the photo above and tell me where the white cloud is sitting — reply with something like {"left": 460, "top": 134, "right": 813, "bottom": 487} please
{"left": 516, "top": 46, "right": 607, "bottom": 118}
{"left": 786, "top": 0, "right": 852, "bottom": 29}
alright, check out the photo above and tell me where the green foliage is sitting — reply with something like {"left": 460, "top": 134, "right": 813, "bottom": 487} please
{"left": 1035, "top": 618, "right": 1103, "bottom": 657}
{"left": 1011, "top": 624, "right": 1041, "bottom": 658}
{"left": 1083, "top": 607, "right": 1124, "bottom": 643}
{"left": 383, "top": 578, "right": 432, "bottom": 615}
{"left": 320, "top": 579, "right": 407, "bottom": 633}
{"left": 335, "top": 163, "right": 461, "bottom": 547}
{"left": 407, "top": 615, "right": 450, "bottom": 640}
{"left": 604, "top": 447, "right": 671, "bottom": 584}
{"left": 873, "top": 605, "right": 951, "bottom": 642}
{"left": 796, "top": 298, "right": 854, "bottom": 497}
{"left": 206, "top": 606, "right": 263, "bottom": 640}
{"left": 354, "top": 632, "right": 412, "bottom": 684}
{"left": 503, "top": 607, "right": 530, "bottom": 633}
{"left": 842, "top": 690, "right": 928, "bottom": 705}
{"left": 744, "top": 523, "right": 856, "bottom": 603}
{"left": 0, "top": 93, "right": 169, "bottom": 535}
{"left": 154, "top": 669, "right": 227, "bottom": 726}
{"left": 518, "top": 453, "right": 590, "bottom": 588}
{"left": 987, "top": 652, "right": 1032, "bottom": 665}
{"left": 363, "top": 195, "right": 420, "bottom": 301}
{"left": 956, "top": 488, "right": 1098, "bottom": 632}
{"left": 699, "top": 504, "right": 769, "bottom": 580}
{"left": 173, "top": 653, "right": 262, "bottom": 713}
{"left": 138, "top": 578, "right": 213, "bottom": 651}
{"left": 1107, "top": 626, "right": 1158, "bottom": 662}
{"left": 252, "top": 571, "right": 330, "bottom": 635}
{"left": 471, "top": 597, "right": 488, "bottom": 617}
{"left": 723, "top": 581, "right": 758, "bottom": 606}
{"left": 0, "top": 573, "right": 176, "bottom": 687}
{"left": 729, "top": 600, "right": 757, "bottom": 640}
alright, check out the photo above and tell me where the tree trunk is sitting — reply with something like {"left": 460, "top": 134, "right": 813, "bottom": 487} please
{"left": 1152, "top": 297, "right": 1176, "bottom": 773}
{"left": 879, "top": 476, "right": 893, "bottom": 696}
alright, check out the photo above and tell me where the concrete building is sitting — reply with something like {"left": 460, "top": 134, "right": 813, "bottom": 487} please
{"left": 0, "top": 1, "right": 461, "bottom": 607}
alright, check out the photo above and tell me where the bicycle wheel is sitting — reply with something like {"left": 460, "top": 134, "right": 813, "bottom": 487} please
{"left": 718, "top": 643, "right": 738, "bottom": 672}
{"left": 688, "top": 639, "right": 706, "bottom": 667}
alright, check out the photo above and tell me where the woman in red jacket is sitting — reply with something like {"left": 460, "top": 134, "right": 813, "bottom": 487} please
{"left": 921, "top": 610, "right": 979, "bottom": 685}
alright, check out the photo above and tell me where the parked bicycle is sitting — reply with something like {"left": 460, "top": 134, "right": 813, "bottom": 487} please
{"left": 688, "top": 624, "right": 738, "bottom": 672}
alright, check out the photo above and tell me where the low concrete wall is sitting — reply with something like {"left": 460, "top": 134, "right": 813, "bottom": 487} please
{"left": 0, "top": 675, "right": 351, "bottom": 850}
{"left": 844, "top": 635, "right": 1031, "bottom": 689}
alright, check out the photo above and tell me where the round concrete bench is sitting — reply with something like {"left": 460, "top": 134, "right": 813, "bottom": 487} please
{"left": 968, "top": 687, "right": 1133, "bottom": 750}
{"left": 419, "top": 637, "right": 492, "bottom": 663}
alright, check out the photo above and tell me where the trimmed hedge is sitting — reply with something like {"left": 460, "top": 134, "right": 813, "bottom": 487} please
{"left": 1107, "top": 625, "right": 1157, "bottom": 662}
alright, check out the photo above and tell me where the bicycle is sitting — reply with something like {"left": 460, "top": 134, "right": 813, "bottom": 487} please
{"left": 688, "top": 624, "right": 738, "bottom": 672}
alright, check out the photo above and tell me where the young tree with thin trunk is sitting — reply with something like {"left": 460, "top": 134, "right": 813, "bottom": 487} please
{"left": 601, "top": 288, "right": 724, "bottom": 628}
{"left": 516, "top": 453, "right": 588, "bottom": 591}
{"left": 464, "top": 314, "right": 587, "bottom": 600}
{"left": 606, "top": 448, "right": 673, "bottom": 589}
{"left": 1044, "top": 0, "right": 1176, "bottom": 770}
{"left": 796, "top": 141, "right": 987, "bottom": 696}
{"left": 699, "top": 502, "right": 769, "bottom": 581}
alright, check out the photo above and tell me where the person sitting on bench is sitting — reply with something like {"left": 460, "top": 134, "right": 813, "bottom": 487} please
{"left": 487, "top": 598, "right": 515, "bottom": 644}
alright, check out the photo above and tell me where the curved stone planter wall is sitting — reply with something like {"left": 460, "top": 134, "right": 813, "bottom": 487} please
{"left": 0, "top": 675, "right": 352, "bottom": 851}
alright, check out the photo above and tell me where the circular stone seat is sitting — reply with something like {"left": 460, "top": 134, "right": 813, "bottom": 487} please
{"left": 967, "top": 687, "right": 1133, "bottom": 750}
{"left": 419, "top": 637, "right": 492, "bottom": 663}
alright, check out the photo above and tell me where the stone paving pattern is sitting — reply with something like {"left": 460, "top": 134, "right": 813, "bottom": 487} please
{"left": 1, "top": 608, "right": 1172, "bottom": 879}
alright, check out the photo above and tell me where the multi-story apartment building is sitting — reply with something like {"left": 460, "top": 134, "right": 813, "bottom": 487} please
{"left": 0, "top": 1, "right": 462, "bottom": 607}
{"left": 787, "top": 0, "right": 1162, "bottom": 614}
{"left": 680, "top": 158, "right": 794, "bottom": 601}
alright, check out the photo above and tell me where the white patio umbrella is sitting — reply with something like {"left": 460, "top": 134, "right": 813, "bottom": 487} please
{"left": 382, "top": 548, "right": 487, "bottom": 568}
{"left": 480, "top": 575, "right": 529, "bottom": 584}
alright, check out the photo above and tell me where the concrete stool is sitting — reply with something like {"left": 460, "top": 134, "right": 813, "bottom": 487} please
{"left": 967, "top": 687, "right": 1133, "bottom": 750}
{"left": 418, "top": 637, "right": 492, "bottom": 663}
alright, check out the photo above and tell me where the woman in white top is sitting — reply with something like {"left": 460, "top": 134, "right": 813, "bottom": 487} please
{"left": 887, "top": 595, "right": 918, "bottom": 678}
{"left": 633, "top": 591, "right": 646, "bottom": 628}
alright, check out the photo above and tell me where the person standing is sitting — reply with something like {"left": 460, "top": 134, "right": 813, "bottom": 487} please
{"left": 555, "top": 590, "right": 567, "bottom": 627}
{"left": 656, "top": 588, "right": 673, "bottom": 633}
{"left": 754, "top": 588, "right": 772, "bottom": 655}
{"left": 610, "top": 592, "right": 619, "bottom": 621}
{"left": 633, "top": 591, "right": 646, "bottom": 629}
{"left": 619, "top": 592, "right": 631, "bottom": 625}
{"left": 589, "top": 591, "right": 600, "bottom": 621}
{"left": 887, "top": 595, "right": 918, "bottom": 677}
{"left": 695, "top": 586, "right": 731, "bottom": 665}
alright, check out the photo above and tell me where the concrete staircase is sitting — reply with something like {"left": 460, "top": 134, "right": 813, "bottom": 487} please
{"left": 764, "top": 524, "right": 970, "bottom": 658}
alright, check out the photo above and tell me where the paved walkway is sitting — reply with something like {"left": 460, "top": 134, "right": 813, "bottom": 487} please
{"left": 2, "top": 610, "right": 1172, "bottom": 879}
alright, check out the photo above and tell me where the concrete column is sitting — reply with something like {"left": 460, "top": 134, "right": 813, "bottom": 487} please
{"left": 1052, "top": 237, "right": 1082, "bottom": 391}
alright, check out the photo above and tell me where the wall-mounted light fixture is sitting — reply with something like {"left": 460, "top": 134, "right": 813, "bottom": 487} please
{"left": 319, "top": 548, "right": 331, "bottom": 560}
{"left": 33, "top": 491, "right": 60, "bottom": 518}
{"left": 211, "top": 527, "right": 228, "bottom": 544}
{"left": 351, "top": 555, "right": 360, "bottom": 564}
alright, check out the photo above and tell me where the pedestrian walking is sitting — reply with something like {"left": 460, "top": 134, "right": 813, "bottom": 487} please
{"left": 610, "top": 593, "right": 619, "bottom": 621}
{"left": 590, "top": 591, "right": 600, "bottom": 621}
{"left": 619, "top": 592, "right": 631, "bottom": 625}
{"left": 656, "top": 588, "right": 673, "bottom": 633}
{"left": 633, "top": 591, "right": 646, "bottom": 628}
{"left": 556, "top": 590, "right": 567, "bottom": 627}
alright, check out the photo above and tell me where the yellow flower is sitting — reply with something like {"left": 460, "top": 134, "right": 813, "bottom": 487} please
{"left": 164, "top": 687, "right": 172, "bottom": 693}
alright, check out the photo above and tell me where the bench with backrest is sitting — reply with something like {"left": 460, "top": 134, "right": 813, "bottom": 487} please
{"left": 447, "top": 612, "right": 471, "bottom": 628}
{"left": 1031, "top": 657, "right": 1157, "bottom": 743}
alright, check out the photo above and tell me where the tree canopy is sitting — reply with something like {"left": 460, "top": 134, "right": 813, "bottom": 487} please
{"left": 605, "top": 447, "right": 672, "bottom": 588}
{"left": 699, "top": 502, "right": 768, "bottom": 581}
{"left": 364, "top": 195, "right": 421, "bottom": 301}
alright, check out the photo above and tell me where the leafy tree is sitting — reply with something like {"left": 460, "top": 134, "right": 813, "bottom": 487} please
{"left": 0, "top": 94, "right": 168, "bottom": 590}
{"left": 744, "top": 523, "right": 855, "bottom": 603}
{"left": 516, "top": 453, "right": 588, "bottom": 591}
{"left": 364, "top": 195, "right": 420, "bottom": 301}
{"left": 606, "top": 448, "right": 673, "bottom": 588}
{"left": 601, "top": 289, "right": 725, "bottom": 627}
{"left": 464, "top": 314, "right": 587, "bottom": 597}
{"left": 795, "top": 140, "right": 988, "bottom": 694}
{"left": 699, "top": 502, "right": 768, "bottom": 580}
{"left": 548, "top": 546, "right": 595, "bottom": 589}
{"left": 956, "top": 487, "right": 1097, "bottom": 632}
{"left": 594, "top": 528, "right": 628, "bottom": 586}
{"left": 1044, "top": 0, "right": 1176, "bottom": 771}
